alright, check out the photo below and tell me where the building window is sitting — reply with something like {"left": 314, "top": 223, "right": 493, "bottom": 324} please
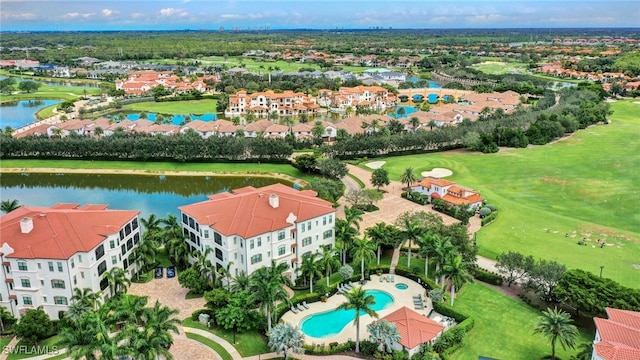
{"left": 48, "top": 262, "right": 54, "bottom": 272}
{"left": 126, "top": 239, "right": 133, "bottom": 251}
{"left": 204, "top": 230, "right": 209, "bottom": 239}
{"left": 132, "top": 218, "right": 138, "bottom": 230}
{"left": 240, "top": 255, "right": 244, "bottom": 264}
{"left": 57, "top": 262, "right": 63, "bottom": 272}
{"left": 278, "top": 231, "right": 285, "bottom": 240}
{"left": 278, "top": 246, "right": 286, "bottom": 256}
{"left": 251, "top": 254, "right": 262, "bottom": 264}
{"left": 121, "top": 244, "right": 126, "bottom": 256}
{"left": 329, "top": 215, "right": 333, "bottom": 223}
{"left": 95, "top": 245, "right": 105, "bottom": 261}
{"left": 257, "top": 238, "right": 262, "bottom": 247}
{"left": 215, "top": 248, "right": 223, "bottom": 261}
{"left": 37, "top": 263, "right": 41, "bottom": 270}
{"left": 23, "top": 296, "right": 32, "bottom": 306}
{"left": 111, "top": 256, "right": 117, "bottom": 265}
{"left": 80, "top": 271, "right": 85, "bottom": 279}
{"left": 43, "top": 296, "right": 47, "bottom": 303}
{"left": 73, "top": 275, "right": 77, "bottom": 285}
{"left": 323, "top": 230, "right": 333, "bottom": 239}
{"left": 20, "top": 278, "right": 31, "bottom": 288}
{"left": 110, "top": 240, "right": 116, "bottom": 249}
{"left": 70, "top": 258, "right": 75, "bottom": 269}
{"left": 182, "top": 214, "right": 188, "bottom": 224}
{"left": 97, "top": 261, "right": 107, "bottom": 276}
{"left": 303, "top": 251, "right": 312, "bottom": 258}
{"left": 17, "top": 261, "right": 27, "bottom": 271}
{"left": 54, "top": 296, "right": 68, "bottom": 305}
{"left": 133, "top": 233, "right": 140, "bottom": 245}
{"left": 125, "top": 224, "right": 132, "bottom": 236}
{"left": 51, "top": 279, "right": 65, "bottom": 289}
{"left": 188, "top": 218, "right": 195, "bottom": 229}
{"left": 307, "top": 221, "right": 311, "bottom": 230}
{"left": 301, "top": 223, "right": 305, "bottom": 232}
{"left": 323, "top": 217, "right": 327, "bottom": 225}
{"left": 214, "top": 232, "right": 222, "bottom": 246}
{"left": 302, "top": 237, "right": 312, "bottom": 247}
{"left": 119, "top": 229, "right": 125, "bottom": 241}
{"left": 250, "top": 240, "right": 254, "bottom": 249}
{"left": 78, "top": 255, "right": 82, "bottom": 263}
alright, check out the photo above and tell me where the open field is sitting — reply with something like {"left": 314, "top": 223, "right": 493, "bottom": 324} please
{"left": 0, "top": 159, "right": 316, "bottom": 183}
{"left": 363, "top": 100, "right": 640, "bottom": 288}
{"left": 156, "top": 56, "right": 369, "bottom": 74}
{"left": 471, "top": 61, "right": 529, "bottom": 75}
{"left": 451, "top": 283, "right": 592, "bottom": 360}
{"left": 123, "top": 99, "right": 218, "bottom": 114}
{"left": 0, "top": 83, "right": 101, "bottom": 102}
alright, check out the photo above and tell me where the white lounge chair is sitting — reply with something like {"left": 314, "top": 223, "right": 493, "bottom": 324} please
{"left": 302, "top": 301, "right": 309, "bottom": 309}
{"left": 291, "top": 306, "right": 298, "bottom": 314}
{"left": 297, "top": 303, "right": 305, "bottom": 311}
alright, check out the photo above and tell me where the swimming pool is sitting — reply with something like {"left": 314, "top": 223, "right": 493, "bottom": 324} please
{"left": 395, "top": 283, "right": 408, "bottom": 290}
{"left": 300, "top": 290, "right": 394, "bottom": 338}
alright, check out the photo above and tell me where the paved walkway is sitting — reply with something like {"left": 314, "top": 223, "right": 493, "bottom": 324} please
{"left": 0, "top": 336, "right": 19, "bottom": 360}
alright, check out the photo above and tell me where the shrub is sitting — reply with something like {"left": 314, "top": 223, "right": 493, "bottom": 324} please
{"left": 479, "top": 207, "right": 492, "bottom": 217}
{"left": 481, "top": 212, "right": 498, "bottom": 226}
{"left": 485, "top": 204, "right": 497, "bottom": 211}
{"left": 471, "top": 267, "right": 503, "bottom": 285}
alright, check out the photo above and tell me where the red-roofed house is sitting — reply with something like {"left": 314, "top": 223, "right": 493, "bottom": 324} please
{"left": 411, "top": 176, "right": 484, "bottom": 210}
{"left": 178, "top": 184, "right": 336, "bottom": 282}
{"left": 0, "top": 204, "right": 141, "bottom": 319}
{"left": 380, "top": 306, "right": 445, "bottom": 357}
{"left": 592, "top": 308, "right": 640, "bottom": 360}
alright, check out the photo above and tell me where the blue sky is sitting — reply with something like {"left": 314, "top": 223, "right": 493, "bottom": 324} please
{"left": 1, "top": 0, "right": 639, "bottom": 31}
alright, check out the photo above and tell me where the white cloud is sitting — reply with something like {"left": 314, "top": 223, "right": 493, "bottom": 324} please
{"left": 63, "top": 12, "right": 95, "bottom": 19}
{"left": 102, "top": 9, "right": 118, "bottom": 17}
{"left": 465, "top": 14, "right": 509, "bottom": 23}
{"left": 159, "top": 8, "right": 188, "bottom": 17}
{"left": 220, "top": 14, "right": 244, "bottom": 19}
{"left": 0, "top": 12, "right": 37, "bottom": 20}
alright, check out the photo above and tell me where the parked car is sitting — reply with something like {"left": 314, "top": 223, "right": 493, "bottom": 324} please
{"left": 154, "top": 267, "right": 163, "bottom": 279}
{"left": 166, "top": 266, "right": 176, "bottom": 278}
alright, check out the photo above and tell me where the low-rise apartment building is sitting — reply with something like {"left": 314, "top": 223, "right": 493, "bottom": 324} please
{"left": 0, "top": 204, "right": 141, "bottom": 319}
{"left": 178, "top": 184, "right": 336, "bottom": 282}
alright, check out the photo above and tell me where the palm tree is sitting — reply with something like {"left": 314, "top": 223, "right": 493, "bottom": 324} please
{"left": 160, "top": 214, "right": 182, "bottom": 246}
{"left": 417, "top": 232, "right": 436, "bottom": 278}
{"left": 107, "top": 294, "right": 148, "bottom": 327}
{"left": 400, "top": 167, "right": 417, "bottom": 189}
{"left": 299, "top": 253, "right": 322, "bottom": 293}
{"left": 335, "top": 219, "right": 357, "bottom": 266}
{"left": 432, "top": 235, "right": 456, "bottom": 285}
{"left": 60, "top": 311, "right": 119, "bottom": 360}
{"left": 231, "top": 271, "right": 250, "bottom": 292}
{"left": 351, "top": 237, "right": 377, "bottom": 282}
{"left": 249, "top": 260, "right": 292, "bottom": 331}
{"left": 437, "top": 254, "right": 473, "bottom": 306}
{"left": 165, "top": 235, "right": 190, "bottom": 270}
{"left": 534, "top": 307, "right": 579, "bottom": 360}
{"left": 1, "top": 199, "right": 21, "bottom": 213}
{"left": 571, "top": 342, "right": 593, "bottom": 360}
{"left": 141, "top": 214, "right": 163, "bottom": 246}
{"left": 268, "top": 323, "right": 305, "bottom": 360}
{"left": 193, "top": 248, "right": 216, "bottom": 286}
{"left": 218, "top": 261, "right": 234, "bottom": 292}
{"left": 94, "top": 126, "right": 104, "bottom": 138}
{"left": 400, "top": 218, "right": 423, "bottom": 268}
{"left": 366, "top": 222, "right": 388, "bottom": 266}
{"left": 66, "top": 300, "right": 91, "bottom": 323}
{"left": 337, "top": 286, "right": 378, "bottom": 353}
{"left": 135, "top": 237, "right": 157, "bottom": 275}
{"left": 318, "top": 245, "right": 340, "bottom": 287}
{"left": 141, "top": 300, "right": 180, "bottom": 336}
{"left": 410, "top": 117, "right": 420, "bottom": 131}
{"left": 71, "top": 287, "right": 102, "bottom": 311}
{"left": 102, "top": 267, "right": 131, "bottom": 299}
{"left": 368, "top": 319, "right": 401, "bottom": 353}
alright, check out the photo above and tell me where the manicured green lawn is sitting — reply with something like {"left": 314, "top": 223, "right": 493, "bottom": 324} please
{"left": 471, "top": 61, "right": 529, "bottom": 75}
{"left": 450, "top": 283, "right": 592, "bottom": 360}
{"left": 7, "top": 335, "right": 61, "bottom": 360}
{"left": 155, "top": 247, "right": 173, "bottom": 267}
{"left": 123, "top": 99, "right": 218, "bottom": 115}
{"left": 183, "top": 319, "right": 270, "bottom": 357}
{"left": 185, "top": 333, "right": 233, "bottom": 360}
{"left": 0, "top": 82, "right": 101, "bottom": 102}
{"left": 365, "top": 100, "right": 640, "bottom": 288}
{"left": 0, "top": 159, "right": 316, "bottom": 183}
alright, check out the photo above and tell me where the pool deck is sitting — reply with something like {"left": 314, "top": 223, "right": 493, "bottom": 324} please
{"left": 282, "top": 275, "right": 435, "bottom": 345}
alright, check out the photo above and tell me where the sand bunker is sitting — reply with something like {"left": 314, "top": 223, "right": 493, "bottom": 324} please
{"left": 365, "top": 161, "right": 386, "bottom": 169}
{"left": 421, "top": 168, "right": 453, "bottom": 178}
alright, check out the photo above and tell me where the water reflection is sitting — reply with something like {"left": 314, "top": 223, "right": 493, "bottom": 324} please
{"left": 0, "top": 172, "right": 291, "bottom": 218}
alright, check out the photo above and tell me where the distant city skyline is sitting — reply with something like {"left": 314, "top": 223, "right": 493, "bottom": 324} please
{"left": 1, "top": 0, "right": 639, "bottom": 31}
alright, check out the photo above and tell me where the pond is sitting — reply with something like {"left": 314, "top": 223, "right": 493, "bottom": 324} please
{"left": 117, "top": 112, "right": 218, "bottom": 126}
{"left": 0, "top": 99, "right": 61, "bottom": 129}
{"left": 405, "top": 77, "right": 442, "bottom": 89}
{"left": 0, "top": 172, "right": 291, "bottom": 219}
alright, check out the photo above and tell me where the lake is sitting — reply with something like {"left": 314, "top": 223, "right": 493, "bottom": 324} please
{"left": 0, "top": 172, "right": 290, "bottom": 219}
{"left": 0, "top": 99, "right": 61, "bottom": 129}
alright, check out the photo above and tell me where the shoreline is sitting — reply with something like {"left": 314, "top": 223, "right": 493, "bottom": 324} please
{"left": 0, "top": 167, "right": 307, "bottom": 184}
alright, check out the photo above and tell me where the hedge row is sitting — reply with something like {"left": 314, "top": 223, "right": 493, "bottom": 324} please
{"left": 481, "top": 212, "right": 498, "bottom": 226}
{"left": 470, "top": 266, "right": 503, "bottom": 286}
{"left": 432, "top": 301, "right": 475, "bottom": 356}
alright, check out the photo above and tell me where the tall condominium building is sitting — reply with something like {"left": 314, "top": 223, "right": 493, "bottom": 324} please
{"left": 179, "top": 184, "right": 337, "bottom": 281}
{"left": 0, "top": 204, "right": 141, "bottom": 319}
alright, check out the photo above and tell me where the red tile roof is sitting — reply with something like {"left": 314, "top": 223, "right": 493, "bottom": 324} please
{"left": 381, "top": 306, "right": 444, "bottom": 349}
{"left": 0, "top": 204, "right": 139, "bottom": 260}
{"left": 593, "top": 308, "right": 640, "bottom": 360}
{"left": 417, "top": 177, "right": 455, "bottom": 188}
{"left": 178, "top": 184, "right": 336, "bottom": 238}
